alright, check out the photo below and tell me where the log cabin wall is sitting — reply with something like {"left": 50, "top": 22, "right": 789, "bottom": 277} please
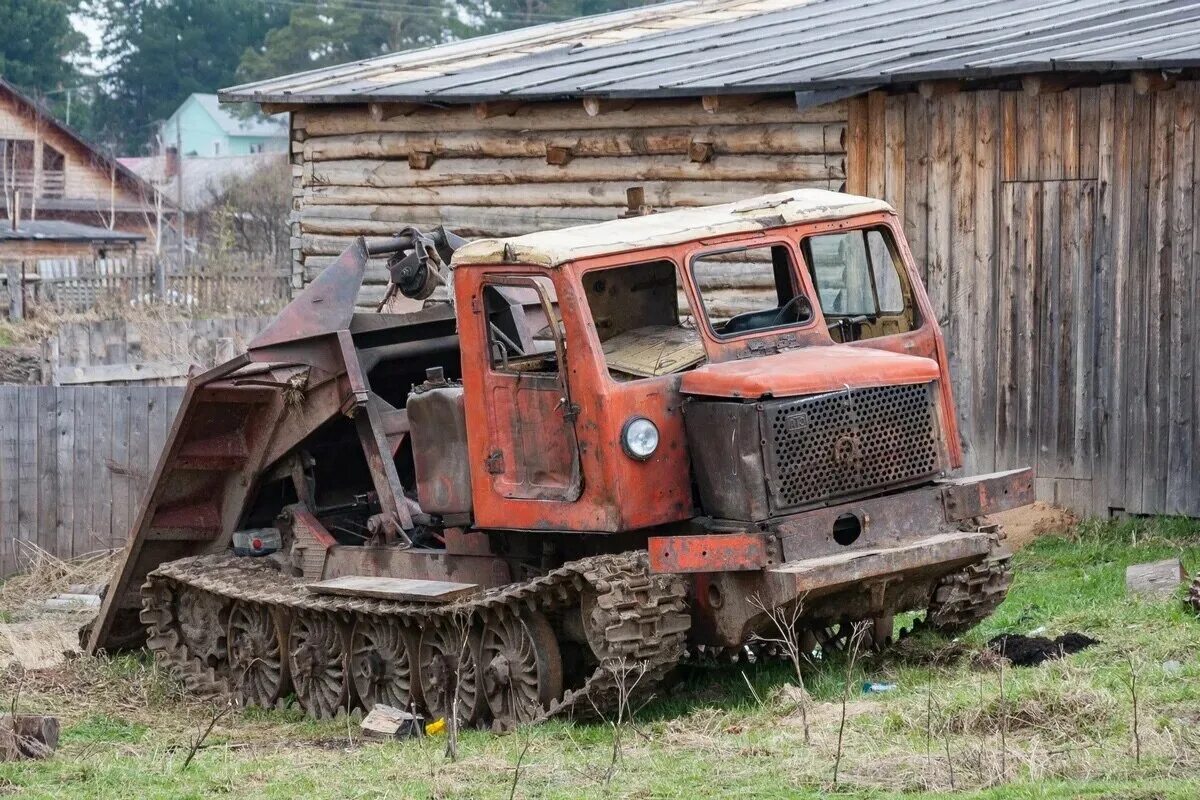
{"left": 288, "top": 96, "right": 847, "bottom": 308}
{"left": 848, "top": 82, "right": 1200, "bottom": 519}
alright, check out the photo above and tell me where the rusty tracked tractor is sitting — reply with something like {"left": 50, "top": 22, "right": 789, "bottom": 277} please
{"left": 88, "top": 189, "right": 1034, "bottom": 727}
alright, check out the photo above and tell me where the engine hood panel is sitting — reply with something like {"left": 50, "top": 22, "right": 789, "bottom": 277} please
{"left": 679, "top": 344, "right": 940, "bottom": 399}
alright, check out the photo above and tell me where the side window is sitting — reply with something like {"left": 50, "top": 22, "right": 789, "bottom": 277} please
{"left": 801, "top": 227, "right": 919, "bottom": 342}
{"left": 691, "top": 243, "right": 813, "bottom": 337}
{"left": 484, "top": 276, "right": 564, "bottom": 375}
{"left": 582, "top": 259, "right": 705, "bottom": 380}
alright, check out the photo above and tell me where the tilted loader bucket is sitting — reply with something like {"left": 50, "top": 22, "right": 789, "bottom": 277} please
{"left": 87, "top": 241, "right": 375, "bottom": 652}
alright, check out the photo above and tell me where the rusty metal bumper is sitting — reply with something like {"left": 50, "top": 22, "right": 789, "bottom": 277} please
{"left": 649, "top": 467, "right": 1033, "bottom": 574}
{"left": 650, "top": 467, "right": 1033, "bottom": 646}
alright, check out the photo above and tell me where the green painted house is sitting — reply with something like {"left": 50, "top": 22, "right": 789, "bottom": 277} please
{"left": 161, "top": 94, "right": 287, "bottom": 157}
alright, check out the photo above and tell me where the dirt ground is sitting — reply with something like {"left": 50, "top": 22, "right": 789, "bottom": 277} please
{"left": 0, "top": 547, "right": 112, "bottom": 673}
{"left": 991, "top": 501, "right": 1078, "bottom": 551}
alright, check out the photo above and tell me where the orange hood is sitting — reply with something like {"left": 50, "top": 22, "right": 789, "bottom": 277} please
{"left": 679, "top": 344, "right": 940, "bottom": 399}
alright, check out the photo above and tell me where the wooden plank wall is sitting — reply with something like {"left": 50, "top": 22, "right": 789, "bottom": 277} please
{"left": 0, "top": 386, "right": 184, "bottom": 578}
{"left": 43, "top": 316, "right": 272, "bottom": 386}
{"left": 850, "top": 82, "right": 1200, "bottom": 518}
{"left": 289, "top": 97, "right": 848, "bottom": 308}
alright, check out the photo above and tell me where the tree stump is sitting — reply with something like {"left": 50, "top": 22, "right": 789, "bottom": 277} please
{"left": 0, "top": 715, "right": 59, "bottom": 761}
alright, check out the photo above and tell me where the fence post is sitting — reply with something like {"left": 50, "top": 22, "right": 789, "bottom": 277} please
{"left": 154, "top": 258, "right": 165, "bottom": 302}
{"left": 5, "top": 264, "right": 23, "bottom": 320}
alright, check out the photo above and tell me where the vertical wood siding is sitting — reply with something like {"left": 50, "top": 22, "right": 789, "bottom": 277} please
{"left": 0, "top": 386, "right": 184, "bottom": 578}
{"left": 850, "top": 83, "right": 1200, "bottom": 518}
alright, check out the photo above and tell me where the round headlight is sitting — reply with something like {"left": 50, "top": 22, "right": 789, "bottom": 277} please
{"left": 621, "top": 417, "right": 659, "bottom": 460}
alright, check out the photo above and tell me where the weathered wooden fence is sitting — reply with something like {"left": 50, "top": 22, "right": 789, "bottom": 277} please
{"left": 2, "top": 257, "right": 291, "bottom": 317}
{"left": 43, "top": 316, "right": 272, "bottom": 386}
{"left": 0, "top": 386, "right": 184, "bottom": 579}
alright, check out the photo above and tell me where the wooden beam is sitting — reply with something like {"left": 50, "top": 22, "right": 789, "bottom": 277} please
{"left": 260, "top": 102, "right": 305, "bottom": 115}
{"left": 1131, "top": 70, "right": 1176, "bottom": 95}
{"left": 1125, "top": 558, "right": 1185, "bottom": 598}
{"left": 582, "top": 97, "right": 634, "bottom": 117}
{"left": 54, "top": 361, "right": 190, "bottom": 385}
{"left": 702, "top": 93, "right": 766, "bottom": 114}
{"left": 917, "top": 80, "right": 962, "bottom": 100}
{"left": 473, "top": 101, "right": 523, "bottom": 120}
{"left": 368, "top": 101, "right": 423, "bottom": 122}
{"left": 544, "top": 144, "right": 573, "bottom": 166}
{"left": 306, "top": 154, "right": 842, "bottom": 189}
{"left": 688, "top": 139, "right": 714, "bottom": 163}
{"left": 407, "top": 151, "right": 434, "bottom": 170}
{"left": 307, "top": 575, "right": 477, "bottom": 603}
{"left": 1021, "top": 74, "right": 1075, "bottom": 96}
{"left": 303, "top": 123, "right": 839, "bottom": 161}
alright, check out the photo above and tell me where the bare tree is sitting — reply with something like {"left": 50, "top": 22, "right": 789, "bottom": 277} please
{"left": 749, "top": 593, "right": 812, "bottom": 743}
{"left": 832, "top": 621, "right": 868, "bottom": 790}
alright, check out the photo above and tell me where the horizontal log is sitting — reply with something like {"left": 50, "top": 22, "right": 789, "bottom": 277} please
{"left": 687, "top": 289, "right": 777, "bottom": 319}
{"left": 305, "top": 256, "right": 777, "bottom": 291}
{"left": 302, "top": 123, "right": 845, "bottom": 161}
{"left": 304, "top": 233, "right": 412, "bottom": 256}
{"left": 297, "top": 97, "right": 847, "bottom": 136}
{"left": 301, "top": 179, "right": 841, "bottom": 208}
{"left": 356, "top": 283, "right": 390, "bottom": 305}
{"left": 300, "top": 205, "right": 618, "bottom": 237}
{"left": 306, "top": 155, "right": 845, "bottom": 189}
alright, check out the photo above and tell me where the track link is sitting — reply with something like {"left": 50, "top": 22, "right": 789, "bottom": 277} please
{"left": 140, "top": 551, "right": 690, "bottom": 725}
{"left": 925, "top": 548, "right": 1013, "bottom": 635}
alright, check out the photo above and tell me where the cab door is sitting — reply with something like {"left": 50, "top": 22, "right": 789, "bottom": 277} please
{"left": 479, "top": 275, "right": 582, "bottom": 502}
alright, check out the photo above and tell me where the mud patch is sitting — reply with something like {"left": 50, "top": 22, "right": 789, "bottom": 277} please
{"left": 988, "top": 632, "right": 1099, "bottom": 666}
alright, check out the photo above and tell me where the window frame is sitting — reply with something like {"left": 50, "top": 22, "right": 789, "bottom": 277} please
{"left": 686, "top": 237, "right": 819, "bottom": 342}
{"left": 798, "top": 223, "right": 923, "bottom": 332}
{"left": 481, "top": 273, "right": 567, "bottom": 378}
{"left": 577, "top": 255, "right": 711, "bottom": 383}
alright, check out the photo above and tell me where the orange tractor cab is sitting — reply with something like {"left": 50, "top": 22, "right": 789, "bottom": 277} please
{"left": 89, "top": 189, "right": 1033, "bottom": 727}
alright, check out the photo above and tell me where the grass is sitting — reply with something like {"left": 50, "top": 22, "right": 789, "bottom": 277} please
{"left": 2, "top": 517, "right": 1199, "bottom": 799}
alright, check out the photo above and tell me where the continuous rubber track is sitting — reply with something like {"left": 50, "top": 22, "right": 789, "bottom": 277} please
{"left": 1188, "top": 574, "right": 1200, "bottom": 614}
{"left": 140, "top": 551, "right": 690, "bottom": 724}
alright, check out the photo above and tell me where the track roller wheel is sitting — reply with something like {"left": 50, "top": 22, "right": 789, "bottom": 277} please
{"left": 227, "top": 601, "right": 290, "bottom": 709}
{"left": 350, "top": 616, "right": 422, "bottom": 712}
{"left": 811, "top": 615, "right": 894, "bottom": 654}
{"left": 480, "top": 608, "right": 563, "bottom": 727}
{"left": 418, "top": 617, "right": 484, "bottom": 726}
{"left": 288, "top": 611, "right": 351, "bottom": 719}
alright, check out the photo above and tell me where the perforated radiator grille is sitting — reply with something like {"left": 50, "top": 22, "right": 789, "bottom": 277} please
{"left": 763, "top": 383, "right": 940, "bottom": 511}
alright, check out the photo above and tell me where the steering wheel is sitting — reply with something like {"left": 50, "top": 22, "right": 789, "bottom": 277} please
{"left": 771, "top": 294, "right": 813, "bottom": 326}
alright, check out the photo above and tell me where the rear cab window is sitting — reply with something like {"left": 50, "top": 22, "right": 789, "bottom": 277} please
{"left": 581, "top": 259, "right": 706, "bottom": 381}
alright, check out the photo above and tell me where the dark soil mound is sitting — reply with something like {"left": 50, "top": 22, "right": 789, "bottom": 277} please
{"left": 988, "top": 632, "right": 1099, "bottom": 666}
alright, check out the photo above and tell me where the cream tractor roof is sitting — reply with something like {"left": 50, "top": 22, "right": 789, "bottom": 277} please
{"left": 451, "top": 189, "right": 894, "bottom": 269}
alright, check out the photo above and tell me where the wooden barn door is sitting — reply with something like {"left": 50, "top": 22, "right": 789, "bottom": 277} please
{"left": 996, "top": 180, "right": 1098, "bottom": 504}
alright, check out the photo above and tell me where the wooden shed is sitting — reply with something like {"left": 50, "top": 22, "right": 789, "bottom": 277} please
{"left": 223, "top": 0, "right": 1200, "bottom": 519}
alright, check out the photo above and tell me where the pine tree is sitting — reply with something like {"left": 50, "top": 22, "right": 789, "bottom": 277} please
{"left": 0, "top": 0, "right": 86, "bottom": 95}
{"left": 85, "top": 0, "right": 286, "bottom": 153}
{"left": 237, "top": 0, "right": 453, "bottom": 84}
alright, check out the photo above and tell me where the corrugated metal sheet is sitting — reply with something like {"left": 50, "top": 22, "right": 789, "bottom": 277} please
{"left": 222, "top": 0, "right": 1200, "bottom": 104}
